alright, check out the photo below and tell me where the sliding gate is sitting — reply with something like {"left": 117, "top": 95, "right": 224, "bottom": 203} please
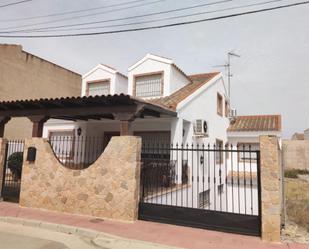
{"left": 138, "top": 143, "right": 261, "bottom": 236}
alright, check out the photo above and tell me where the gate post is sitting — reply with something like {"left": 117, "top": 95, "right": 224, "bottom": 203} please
{"left": 0, "top": 138, "right": 7, "bottom": 199}
{"left": 259, "top": 135, "right": 281, "bottom": 242}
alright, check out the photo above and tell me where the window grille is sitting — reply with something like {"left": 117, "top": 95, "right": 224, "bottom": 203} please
{"left": 199, "top": 190, "right": 210, "bottom": 208}
{"left": 135, "top": 73, "right": 162, "bottom": 98}
{"left": 87, "top": 81, "right": 110, "bottom": 96}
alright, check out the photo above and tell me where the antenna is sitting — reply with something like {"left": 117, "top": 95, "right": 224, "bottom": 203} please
{"left": 213, "top": 51, "right": 240, "bottom": 105}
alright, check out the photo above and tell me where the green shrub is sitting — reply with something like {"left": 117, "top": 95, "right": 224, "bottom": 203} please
{"left": 7, "top": 152, "right": 23, "bottom": 180}
{"left": 284, "top": 169, "right": 299, "bottom": 178}
{"left": 296, "top": 169, "right": 309, "bottom": 175}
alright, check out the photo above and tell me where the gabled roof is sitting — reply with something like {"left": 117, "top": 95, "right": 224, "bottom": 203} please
{"left": 128, "top": 53, "right": 192, "bottom": 83}
{"left": 148, "top": 72, "right": 220, "bottom": 110}
{"left": 228, "top": 115, "right": 282, "bottom": 132}
{"left": 83, "top": 63, "right": 127, "bottom": 79}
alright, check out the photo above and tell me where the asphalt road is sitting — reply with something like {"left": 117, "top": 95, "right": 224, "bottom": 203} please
{"left": 0, "top": 231, "right": 68, "bottom": 249}
{"left": 0, "top": 222, "right": 99, "bottom": 249}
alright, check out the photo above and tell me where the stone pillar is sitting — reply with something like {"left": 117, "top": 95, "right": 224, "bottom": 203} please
{"left": 260, "top": 135, "right": 281, "bottom": 242}
{"left": 0, "top": 138, "right": 7, "bottom": 198}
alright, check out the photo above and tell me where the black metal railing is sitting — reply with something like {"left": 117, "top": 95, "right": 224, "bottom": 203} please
{"left": 1, "top": 139, "right": 25, "bottom": 202}
{"left": 48, "top": 136, "right": 104, "bottom": 170}
{"left": 140, "top": 143, "right": 261, "bottom": 216}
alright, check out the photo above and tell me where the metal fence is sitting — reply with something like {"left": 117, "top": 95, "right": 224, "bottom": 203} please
{"left": 48, "top": 136, "right": 104, "bottom": 169}
{"left": 1, "top": 139, "right": 25, "bottom": 202}
{"left": 140, "top": 143, "right": 261, "bottom": 216}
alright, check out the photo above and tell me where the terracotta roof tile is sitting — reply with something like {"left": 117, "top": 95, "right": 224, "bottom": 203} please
{"left": 148, "top": 72, "right": 220, "bottom": 110}
{"left": 228, "top": 115, "right": 282, "bottom": 132}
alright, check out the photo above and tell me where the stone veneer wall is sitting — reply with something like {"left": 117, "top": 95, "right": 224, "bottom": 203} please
{"left": 0, "top": 139, "right": 7, "bottom": 197}
{"left": 282, "top": 140, "right": 309, "bottom": 170}
{"left": 19, "top": 136, "right": 141, "bottom": 222}
{"left": 260, "top": 135, "right": 282, "bottom": 242}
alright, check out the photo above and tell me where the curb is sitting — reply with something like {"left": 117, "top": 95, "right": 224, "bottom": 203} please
{"left": 0, "top": 216, "right": 182, "bottom": 249}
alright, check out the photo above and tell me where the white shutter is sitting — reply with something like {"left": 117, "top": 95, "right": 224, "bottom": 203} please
{"left": 88, "top": 81, "right": 110, "bottom": 96}
{"left": 135, "top": 74, "right": 162, "bottom": 98}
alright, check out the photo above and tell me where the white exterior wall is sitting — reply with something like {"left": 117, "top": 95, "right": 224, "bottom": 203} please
{"left": 128, "top": 58, "right": 190, "bottom": 97}
{"left": 177, "top": 76, "right": 229, "bottom": 146}
{"left": 169, "top": 65, "right": 190, "bottom": 94}
{"left": 115, "top": 74, "right": 128, "bottom": 94}
{"left": 228, "top": 131, "right": 281, "bottom": 146}
{"left": 82, "top": 65, "right": 127, "bottom": 96}
{"left": 128, "top": 58, "right": 171, "bottom": 97}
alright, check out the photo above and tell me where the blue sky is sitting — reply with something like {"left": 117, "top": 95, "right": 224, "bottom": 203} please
{"left": 1, "top": 0, "right": 308, "bottom": 138}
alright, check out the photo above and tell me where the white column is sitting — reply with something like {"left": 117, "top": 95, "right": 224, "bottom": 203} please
{"left": 171, "top": 117, "right": 183, "bottom": 186}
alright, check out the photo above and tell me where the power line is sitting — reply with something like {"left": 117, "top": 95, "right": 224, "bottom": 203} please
{"left": 0, "top": 0, "right": 33, "bottom": 9}
{"left": 0, "top": 0, "right": 149, "bottom": 22}
{"left": 3, "top": 0, "right": 287, "bottom": 34}
{"left": 0, "top": 0, "right": 232, "bottom": 31}
{"left": 0, "top": 0, "right": 308, "bottom": 38}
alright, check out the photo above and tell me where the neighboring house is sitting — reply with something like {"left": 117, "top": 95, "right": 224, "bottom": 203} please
{"left": 0, "top": 44, "right": 82, "bottom": 139}
{"left": 226, "top": 115, "right": 282, "bottom": 214}
{"left": 291, "top": 132, "right": 304, "bottom": 140}
{"left": 227, "top": 115, "right": 282, "bottom": 148}
{"left": 43, "top": 53, "right": 230, "bottom": 147}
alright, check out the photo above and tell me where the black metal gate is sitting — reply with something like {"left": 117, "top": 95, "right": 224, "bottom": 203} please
{"left": 1, "top": 140, "right": 24, "bottom": 202}
{"left": 138, "top": 143, "right": 261, "bottom": 236}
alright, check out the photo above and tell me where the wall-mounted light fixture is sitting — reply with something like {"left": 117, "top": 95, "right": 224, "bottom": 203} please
{"left": 77, "top": 127, "right": 82, "bottom": 136}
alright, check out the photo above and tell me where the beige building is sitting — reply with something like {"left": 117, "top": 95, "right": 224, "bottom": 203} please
{"left": 0, "top": 44, "right": 81, "bottom": 138}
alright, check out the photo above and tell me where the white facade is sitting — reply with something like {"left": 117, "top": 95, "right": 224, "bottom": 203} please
{"left": 81, "top": 63, "right": 127, "bottom": 96}
{"left": 128, "top": 54, "right": 191, "bottom": 98}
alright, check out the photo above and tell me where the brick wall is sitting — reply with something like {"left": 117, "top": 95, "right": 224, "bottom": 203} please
{"left": 19, "top": 136, "right": 141, "bottom": 222}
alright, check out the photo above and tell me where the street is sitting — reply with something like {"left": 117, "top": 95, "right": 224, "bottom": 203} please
{"left": 0, "top": 222, "right": 98, "bottom": 249}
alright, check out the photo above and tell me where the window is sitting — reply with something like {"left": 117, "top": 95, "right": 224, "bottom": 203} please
{"left": 218, "top": 184, "right": 224, "bottom": 195}
{"left": 225, "top": 100, "right": 229, "bottom": 117}
{"left": 215, "top": 139, "right": 223, "bottom": 164}
{"left": 86, "top": 80, "right": 110, "bottom": 96}
{"left": 199, "top": 190, "right": 210, "bottom": 208}
{"left": 237, "top": 143, "right": 259, "bottom": 162}
{"left": 217, "top": 93, "right": 223, "bottom": 116}
{"left": 134, "top": 72, "right": 163, "bottom": 98}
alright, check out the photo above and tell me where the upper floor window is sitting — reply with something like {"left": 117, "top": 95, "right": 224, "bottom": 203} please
{"left": 86, "top": 80, "right": 110, "bottom": 96}
{"left": 217, "top": 93, "right": 223, "bottom": 116}
{"left": 225, "top": 100, "right": 229, "bottom": 117}
{"left": 134, "top": 72, "right": 163, "bottom": 98}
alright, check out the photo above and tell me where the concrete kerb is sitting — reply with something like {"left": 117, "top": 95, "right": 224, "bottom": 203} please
{"left": 0, "top": 216, "right": 183, "bottom": 249}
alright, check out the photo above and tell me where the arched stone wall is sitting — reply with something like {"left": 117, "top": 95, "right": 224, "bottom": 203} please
{"left": 19, "top": 136, "right": 141, "bottom": 222}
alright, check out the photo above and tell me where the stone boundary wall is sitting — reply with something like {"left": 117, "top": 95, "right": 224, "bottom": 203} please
{"left": 282, "top": 140, "right": 309, "bottom": 170}
{"left": 260, "top": 135, "right": 282, "bottom": 242}
{"left": 19, "top": 136, "right": 141, "bottom": 222}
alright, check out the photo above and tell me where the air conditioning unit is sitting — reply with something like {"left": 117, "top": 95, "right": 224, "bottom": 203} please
{"left": 193, "top": 119, "right": 209, "bottom": 137}
{"left": 229, "top": 108, "right": 237, "bottom": 118}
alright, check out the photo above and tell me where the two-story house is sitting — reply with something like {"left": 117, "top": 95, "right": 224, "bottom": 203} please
{"left": 43, "top": 53, "right": 230, "bottom": 148}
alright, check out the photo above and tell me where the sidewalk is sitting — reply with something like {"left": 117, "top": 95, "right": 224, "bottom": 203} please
{"left": 0, "top": 202, "right": 307, "bottom": 249}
